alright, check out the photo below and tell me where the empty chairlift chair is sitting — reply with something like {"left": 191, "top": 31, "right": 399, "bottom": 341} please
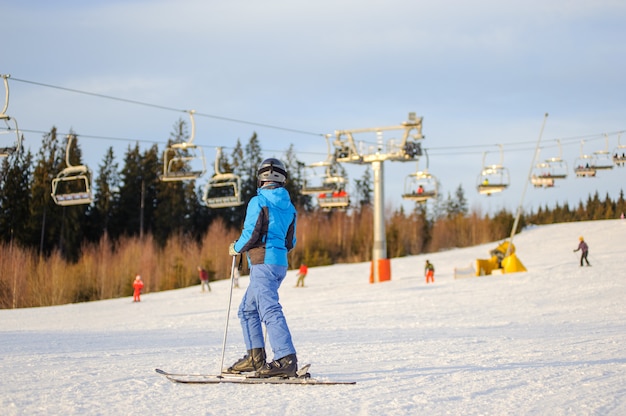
{"left": 51, "top": 135, "right": 93, "bottom": 206}
{"left": 0, "top": 74, "right": 22, "bottom": 157}
{"left": 543, "top": 139, "right": 568, "bottom": 180}
{"left": 543, "top": 157, "right": 568, "bottom": 180}
{"left": 202, "top": 147, "right": 244, "bottom": 209}
{"left": 301, "top": 163, "right": 344, "bottom": 196}
{"left": 160, "top": 110, "right": 206, "bottom": 182}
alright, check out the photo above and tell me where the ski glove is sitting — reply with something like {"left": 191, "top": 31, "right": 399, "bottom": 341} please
{"left": 229, "top": 242, "right": 239, "bottom": 257}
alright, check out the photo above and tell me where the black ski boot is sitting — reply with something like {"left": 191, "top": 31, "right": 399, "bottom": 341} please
{"left": 257, "top": 354, "right": 298, "bottom": 378}
{"left": 226, "top": 348, "right": 266, "bottom": 373}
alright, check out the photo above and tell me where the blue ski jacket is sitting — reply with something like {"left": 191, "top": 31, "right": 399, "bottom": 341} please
{"left": 234, "top": 186, "right": 297, "bottom": 267}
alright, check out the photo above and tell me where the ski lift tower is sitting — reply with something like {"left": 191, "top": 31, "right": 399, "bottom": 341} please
{"left": 333, "top": 112, "right": 425, "bottom": 283}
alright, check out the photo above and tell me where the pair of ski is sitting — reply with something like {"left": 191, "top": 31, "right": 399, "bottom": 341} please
{"left": 156, "top": 364, "right": 355, "bottom": 385}
{"left": 157, "top": 258, "right": 355, "bottom": 386}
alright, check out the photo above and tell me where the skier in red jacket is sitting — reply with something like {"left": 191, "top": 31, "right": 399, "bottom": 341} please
{"left": 424, "top": 260, "right": 435, "bottom": 283}
{"left": 133, "top": 274, "right": 144, "bottom": 302}
{"left": 295, "top": 263, "right": 308, "bottom": 287}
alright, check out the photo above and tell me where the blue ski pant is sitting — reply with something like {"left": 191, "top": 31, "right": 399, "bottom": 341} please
{"left": 238, "top": 263, "right": 296, "bottom": 360}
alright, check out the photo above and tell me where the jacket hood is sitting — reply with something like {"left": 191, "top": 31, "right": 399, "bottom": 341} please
{"left": 258, "top": 186, "right": 293, "bottom": 210}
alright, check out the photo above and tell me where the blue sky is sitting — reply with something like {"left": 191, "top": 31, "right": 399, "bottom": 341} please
{"left": 3, "top": 0, "right": 626, "bottom": 215}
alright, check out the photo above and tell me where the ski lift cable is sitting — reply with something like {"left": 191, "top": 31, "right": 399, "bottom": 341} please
{"left": 0, "top": 126, "right": 332, "bottom": 162}
{"left": 10, "top": 77, "right": 325, "bottom": 137}
{"left": 2, "top": 126, "right": 622, "bottom": 163}
{"left": 7, "top": 77, "right": 626, "bottom": 158}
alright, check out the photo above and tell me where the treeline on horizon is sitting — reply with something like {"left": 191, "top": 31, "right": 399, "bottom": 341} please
{"left": 1, "top": 121, "right": 624, "bottom": 308}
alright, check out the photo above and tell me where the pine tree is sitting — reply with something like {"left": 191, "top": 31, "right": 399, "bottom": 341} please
{"left": 111, "top": 144, "right": 144, "bottom": 238}
{"left": 443, "top": 184, "right": 468, "bottom": 218}
{"left": 283, "top": 143, "right": 311, "bottom": 210}
{"left": 0, "top": 147, "right": 33, "bottom": 247}
{"left": 454, "top": 184, "right": 468, "bottom": 216}
{"left": 353, "top": 166, "right": 372, "bottom": 208}
{"left": 430, "top": 189, "right": 446, "bottom": 221}
{"left": 230, "top": 139, "right": 245, "bottom": 180}
{"left": 85, "top": 147, "right": 119, "bottom": 242}
{"left": 588, "top": 191, "right": 602, "bottom": 220}
{"left": 28, "top": 128, "right": 64, "bottom": 256}
{"left": 241, "top": 133, "right": 263, "bottom": 202}
{"left": 602, "top": 192, "right": 614, "bottom": 219}
{"left": 615, "top": 189, "right": 626, "bottom": 216}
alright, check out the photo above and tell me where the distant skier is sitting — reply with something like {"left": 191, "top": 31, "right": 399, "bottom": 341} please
{"left": 197, "top": 266, "right": 211, "bottom": 292}
{"left": 133, "top": 274, "right": 144, "bottom": 302}
{"left": 295, "top": 263, "right": 308, "bottom": 287}
{"left": 226, "top": 158, "right": 298, "bottom": 378}
{"left": 425, "top": 260, "right": 435, "bottom": 283}
{"left": 573, "top": 236, "right": 591, "bottom": 267}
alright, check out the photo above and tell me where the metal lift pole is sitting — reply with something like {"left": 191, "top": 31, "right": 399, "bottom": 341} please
{"left": 505, "top": 113, "right": 549, "bottom": 258}
{"left": 372, "top": 160, "right": 386, "bottom": 283}
{"left": 333, "top": 113, "right": 424, "bottom": 283}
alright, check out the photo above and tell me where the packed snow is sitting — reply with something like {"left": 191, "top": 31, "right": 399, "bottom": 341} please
{"left": 1, "top": 219, "right": 625, "bottom": 415}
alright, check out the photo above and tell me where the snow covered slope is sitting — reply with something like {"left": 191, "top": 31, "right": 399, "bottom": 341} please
{"left": 1, "top": 219, "right": 625, "bottom": 415}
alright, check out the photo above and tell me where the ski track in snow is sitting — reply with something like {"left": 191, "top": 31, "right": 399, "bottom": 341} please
{"left": 1, "top": 219, "right": 625, "bottom": 415}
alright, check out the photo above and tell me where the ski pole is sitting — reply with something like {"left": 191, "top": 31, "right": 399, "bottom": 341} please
{"left": 218, "top": 255, "right": 237, "bottom": 376}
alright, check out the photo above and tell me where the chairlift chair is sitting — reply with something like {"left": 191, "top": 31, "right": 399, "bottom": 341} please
{"left": 612, "top": 133, "right": 626, "bottom": 167}
{"left": 160, "top": 110, "right": 207, "bottom": 182}
{"left": 302, "top": 170, "right": 346, "bottom": 195}
{"left": 203, "top": 173, "right": 244, "bottom": 209}
{"left": 590, "top": 134, "right": 614, "bottom": 170}
{"left": 303, "top": 135, "right": 348, "bottom": 195}
{"left": 202, "top": 147, "right": 244, "bottom": 209}
{"left": 543, "top": 139, "right": 568, "bottom": 179}
{"left": 304, "top": 134, "right": 350, "bottom": 210}
{"left": 51, "top": 135, "right": 93, "bottom": 206}
{"left": 543, "top": 157, "right": 568, "bottom": 179}
{"left": 317, "top": 189, "right": 350, "bottom": 211}
{"left": 402, "top": 171, "right": 438, "bottom": 202}
{"left": 0, "top": 121, "right": 21, "bottom": 158}
{"left": 477, "top": 165, "right": 510, "bottom": 195}
{"left": 477, "top": 146, "right": 510, "bottom": 195}
{"left": 530, "top": 162, "right": 555, "bottom": 188}
{"left": 1, "top": 74, "right": 22, "bottom": 157}
{"left": 573, "top": 140, "right": 596, "bottom": 177}
{"left": 573, "top": 157, "right": 596, "bottom": 177}
{"left": 402, "top": 150, "right": 438, "bottom": 202}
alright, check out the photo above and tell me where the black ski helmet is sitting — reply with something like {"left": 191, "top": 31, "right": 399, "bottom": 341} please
{"left": 257, "top": 158, "right": 288, "bottom": 184}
